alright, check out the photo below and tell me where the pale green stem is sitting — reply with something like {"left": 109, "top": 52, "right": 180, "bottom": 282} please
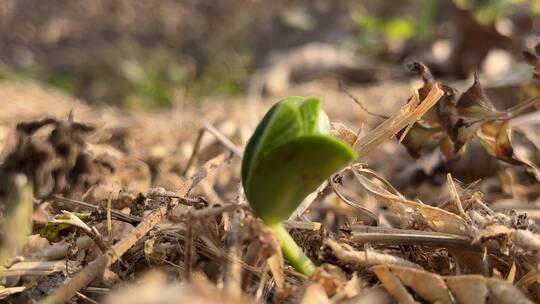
{"left": 269, "top": 223, "right": 315, "bottom": 276}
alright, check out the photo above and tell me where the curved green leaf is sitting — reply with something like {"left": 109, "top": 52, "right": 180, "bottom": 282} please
{"left": 242, "top": 96, "right": 356, "bottom": 223}
{"left": 242, "top": 96, "right": 329, "bottom": 196}
{"left": 246, "top": 135, "right": 356, "bottom": 224}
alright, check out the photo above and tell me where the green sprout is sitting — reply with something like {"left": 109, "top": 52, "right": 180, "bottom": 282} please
{"left": 242, "top": 96, "right": 357, "bottom": 276}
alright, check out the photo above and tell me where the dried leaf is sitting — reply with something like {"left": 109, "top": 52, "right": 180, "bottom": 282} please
{"left": 325, "top": 239, "right": 422, "bottom": 269}
{"left": 300, "top": 283, "right": 330, "bottom": 304}
{"left": 374, "top": 266, "right": 531, "bottom": 304}
{"left": 330, "top": 122, "right": 358, "bottom": 146}
{"left": 456, "top": 72, "right": 502, "bottom": 119}
{"left": 444, "top": 275, "right": 488, "bottom": 304}
{"left": 398, "top": 123, "right": 441, "bottom": 158}
{"left": 267, "top": 251, "right": 284, "bottom": 290}
{"left": 373, "top": 265, "right": 453, "bottom": 304}
{"left": 311, "top": 265, "right": 347, "bottom": 296}
{"left": 371, "top": 266, "right": 416, "bottom": 304}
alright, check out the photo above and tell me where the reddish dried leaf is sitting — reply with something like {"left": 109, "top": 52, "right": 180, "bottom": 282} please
{"left": 456, "top": 72, "right": 503, "bottom": 119}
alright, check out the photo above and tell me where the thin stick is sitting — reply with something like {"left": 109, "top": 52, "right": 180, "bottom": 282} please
{"left": 325, "top": 239, "right": 421, "bottom": 269}
{"left": 75, "top": 291, "right": 98, "bottom": 304}
{"left": 182, "top": 129, "right": 205, "bottom": 176}
{"left": 254, "top": 265, "right": 270, "bottom": 302}
{"left": 329, "top": 176, "right": 379, "bottom": 226}
{"left": 283, "top": 220, "right": 321, "bottom": 231}
{"left": 0, "top": 261, "right": 75, "bottom": 277}
{"left": 52, "top": 195, "right": 142, "bottom": 225}
{"left": 339, "top": 82, "right": 389, "bottom": 119}
{"left": 354, "top": 85, "right": 444, "bottom": 157}
{"left": 192, "top": 204, "right": 248, "bottom": 219}
{"left": 349, "top": 225, "right": 481, "bottom": 251}
{"left": 202, "top": 119, "right": 243, "bottom": 158}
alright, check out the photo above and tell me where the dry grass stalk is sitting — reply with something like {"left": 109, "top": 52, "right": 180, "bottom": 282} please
{"left": 52, "top": 210, "right": 109, "bottom": 252}
{"left": 349, "top": 225, "right": 480, "bottom": 251}
{"left": 29, "top": 236, "right": 94, "bottom": 261}
{"left": 202, "top": 119, "right": 243, "bottom": 158}
{"left": 329, "top": 174, "right": 378, "bottom": 225}
{"left": 0, "top": 260, "right": 77, "bottom": 277}
{"left": 283, "top": 220, "right": 321, "bottom": 231}
{"left": 353, "top": 84, "right": 444, "bottom": 157}
{"left": 325, "top": 239, "right": 421, "bottom": 269}
{"left": 0, "top": 286, "right": 26, "bottom": 299}
{"left": 52, "top": 195, "right": 142, "bottom": 225}
{"left": 185, "top": 152, "right": 232, "bottom": 195}
{"left": 182, "top": 128, "right": 205, "bottom": 176}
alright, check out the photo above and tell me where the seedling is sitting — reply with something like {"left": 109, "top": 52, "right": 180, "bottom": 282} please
{"left": 242, "top": 96, "right": 356, "bottom": 275}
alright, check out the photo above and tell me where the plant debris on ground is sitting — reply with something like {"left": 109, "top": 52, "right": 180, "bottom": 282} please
{"left": 1, "top": 4, "right": 540, "bottom": 301}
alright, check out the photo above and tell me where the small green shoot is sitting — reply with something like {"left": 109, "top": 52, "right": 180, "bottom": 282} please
{"left": 242, "top": 96, "right": 356, "bottom": 276}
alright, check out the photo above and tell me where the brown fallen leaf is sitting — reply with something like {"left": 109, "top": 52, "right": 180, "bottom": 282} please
{"left": 373, "top": 265, "right": 533, "bottom": 304}
{"left": 372, "top": 264, "right": 453, "bottom": 304}
{"left": 445, "top": 275, "right": 488, "bottom": 304}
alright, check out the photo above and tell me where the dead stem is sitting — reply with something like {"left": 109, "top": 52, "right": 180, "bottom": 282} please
{"left": 339, "top": 81, "right": 389, "bottom": 119}
{"left": 52, "top": 195, "right": 142, "bottom": 225}
{"left": 182, "top": 128, "right": 205, "bottom": 176}
{"left": 349, "top": 225, "right": 481, "bottom": 251}
{"left": 75, "top": 291, "right": 99, "bottom": 304}
{"left": 0, "top": 260, "right": 78, "bottom": 277}
{"left": 52, "top": 210, "right": 109, "bottom": 252}
{"left": 329, "top": 175, "right": 379, "bottom": 226}
{"left": 282, "top": 220, "right": 321, "bottom": 231}
{"left": 325, "top": 239, "right": 422, "bottom": 269}
{"left": 353, "top": 84, "right": 444, "bottom": 157}
{"left": 202, "top": 119, "right": 243, "bottom": 158}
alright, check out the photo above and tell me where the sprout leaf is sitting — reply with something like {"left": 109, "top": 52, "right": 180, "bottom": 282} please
{"left": 241, "top": 96, "right": 356, "bottom": 275}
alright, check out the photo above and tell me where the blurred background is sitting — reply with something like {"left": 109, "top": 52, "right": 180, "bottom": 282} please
{"left": 0, "top": 0, "right": 539, "bottom": 109}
